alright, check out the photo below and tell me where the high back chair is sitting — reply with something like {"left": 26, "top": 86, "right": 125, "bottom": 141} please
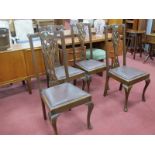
{"left": 103, "top": 24, "right": 150, "bottom": 112}
{"left": 38, "top": 25, "right": 87, "bottom": 89}
{"left": 28, "top": 30, "right": 94, "bottom": 134}
{"left": 71, "top": 22, "right": 106, "bottom": 91}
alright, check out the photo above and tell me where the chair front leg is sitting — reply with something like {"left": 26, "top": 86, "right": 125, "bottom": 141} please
{"left": 123, "top": 85, "right": 132, "bottom": 112}
{"left": 49, "top": 113, "right": 59, "bottom": 135}
{"left": 87, "top": 102, "right": 94, "bottom": 129}
{"left": 142, "top": 78, "right": 150, "bottom": 101}
{"left": 104, "top": 75, "right": 110, "bottom": 96}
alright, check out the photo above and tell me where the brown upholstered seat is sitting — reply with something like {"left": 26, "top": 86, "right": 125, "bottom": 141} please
{"left": 41, "top": 82, "right": 91, "bottom": 111}
{"left": 109, "top": 66, "right": 148, "bottom": 81}
{"left": 55, "top": 66, "right": 85, "bottom": 81}
{"left": 76, "top": 59, "right": 106, "bottom": 73}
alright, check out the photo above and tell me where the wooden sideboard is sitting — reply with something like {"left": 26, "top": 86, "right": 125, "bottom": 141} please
{"left": 0, "top": 32, "right": 123, "bottom": 94}
{"left": 0, "top": 42, "right": 45, "bottom": 94}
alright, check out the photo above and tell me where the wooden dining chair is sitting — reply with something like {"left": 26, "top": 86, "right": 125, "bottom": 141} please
{"left": 38, "top": 25, "right": 87, "bottom": 89}
{"left": 27, "top": 30, "right": 94, "bottom": 134}
{"left": 104, "top": 24, "right": 150, "bottom": 112}
{"left": 71, "top": 22, "right": 106, "bottom": 91}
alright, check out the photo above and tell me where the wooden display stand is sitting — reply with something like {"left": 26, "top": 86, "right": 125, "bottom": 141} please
{"left": 125, "top": 19, "right": 147, "bottom": 31}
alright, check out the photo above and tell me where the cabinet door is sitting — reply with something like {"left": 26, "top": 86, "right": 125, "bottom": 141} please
{"left": 24, "top": 48, "right": 45, "bottom": 77}
{"left": 0, "top": 51, "right": 27, "bottom": 85}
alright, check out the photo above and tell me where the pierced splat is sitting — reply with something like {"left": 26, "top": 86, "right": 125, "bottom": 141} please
{"left": 40, "top": 32, "right": 60, "bottom": 86}
{"left": 111, "top": 25, "right": 121, "bottom": 68}
{"left": 74, "top": 23, "right": 87, "bottom": 61}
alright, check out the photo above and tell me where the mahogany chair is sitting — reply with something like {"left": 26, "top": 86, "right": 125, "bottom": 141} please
{"left": 71, "top": 22, "right": 106, "bottom": 91}
{"left": 28, "top": 30, "right": 94, "bottom": 134}
{"left": 103, "top": 24, "right": 150, "bottom": 112}
{"left": 38, "top": 25, "right": 87, "bottom": 89}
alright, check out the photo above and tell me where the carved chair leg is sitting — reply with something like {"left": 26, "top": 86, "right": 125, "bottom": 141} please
{"left": 41, "top": 98, "right": 47, "bottom": 120}
{"left": 49, "top": 113, "right": 59, "bottom": 135}
{"left": 26, "top": 78, "right": 32, "bottom": 94}
{"left": 104, "top": 75, "right": 110, "bottom": 96}
{"left": 142, "top": 78, "right": 150, "bottom": 101}
{"left": 123, "top": 85, "right": 132, "bottom": 112}
{"left": 87, "top": 102, "right": 94, "bottom": 129}
{"left": 119, "top": 83, "right": 123, "bottom": 91}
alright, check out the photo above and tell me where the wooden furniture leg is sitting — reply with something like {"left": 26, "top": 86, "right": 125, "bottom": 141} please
{"left": 119, "top": 83, "right": 123, "bottom": 91}
{"left": 87, "top": 102, "right": 94, "bottom": 129}
{"left": 123, "top": 85, "right": 132, "bottom": 112}
{"left": 49, "top": 113, "right": 59, "bottom": 135}
{"left": 82, "top": 79, "right": 86, "bottom": 90}
{"left": 73, "top": 79, "right": 77, "bottom": 85}
{"left": 87, "top": 74, "right": 92, "bottom": 92}
{"left": 26, "top": 78, "right": 32, "bottom": 94}
{"left": 104, "top": 75, "right": 110, "bottom": 96}
{"left": 142, "top": 78, "right": 150, "bottom": 101}
{"left": 133, "top": 34, "right": 137, "bottom": 59}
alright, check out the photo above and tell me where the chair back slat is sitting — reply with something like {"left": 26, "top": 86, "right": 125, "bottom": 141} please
{"left": 105, "top": 24, "right": 126, "bottom": 69}
{"left": 71, "top": 22, "right": 93, "bottom": 63}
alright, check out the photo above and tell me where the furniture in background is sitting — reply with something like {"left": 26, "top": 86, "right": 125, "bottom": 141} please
{"left": 108, "top": 19, "right": 123, "bottom": 25}
{"left": 144, "top": 33, "right": 155, "bottom": 62}
{"left": 0, "top": 29, "right": 122, "bottom": 94}
{"left": 125, "top": 19, "right": 147, "bottom": 31}
{"left": 71, "top": 22, "right": 106, "bottom": 91}
{"left": 0, "top": 41, "right": 44, "bottom": 94}
{"left": 104, "top": 24, "right": 150, "bottom": 112}
{"left": 28, "top": 30, "right": 94, "bottom": 134}
{"left": 125, "top": 20, "right": 147, "bottom": 59}
{"left": 126, "top": 29, "right": 145, "bottom": 59}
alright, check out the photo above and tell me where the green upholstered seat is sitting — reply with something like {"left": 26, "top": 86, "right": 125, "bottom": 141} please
{"left": 86, "top": 48, "right": 106, "bottom": 60}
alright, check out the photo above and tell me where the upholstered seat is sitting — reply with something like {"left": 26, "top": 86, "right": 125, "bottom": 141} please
{"left": 76, "top": 59, "right": 106, "bottom": 73}
{"left": 41, "top": 82, "right": 91, "bottom": 111}
{"left": 55, "top": 66, "right": 85, "bottom": 81}
{"left": 109, "top": 66, "right": 148, "bottom": 81}
{"left": 86, "top": 48, "right": 106, "bottom": 60}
